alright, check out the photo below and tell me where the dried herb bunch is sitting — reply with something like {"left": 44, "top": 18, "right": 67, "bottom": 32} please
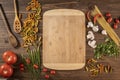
{"left": 94, "top": 38, "right": 120, "bottom": 59}
{"left": 20, "top": 0, "right": 41, "bottom": 48}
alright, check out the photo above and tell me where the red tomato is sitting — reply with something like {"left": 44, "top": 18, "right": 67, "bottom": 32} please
{"left": 107, "top": 17, "right": 113, "bottom": 23}
{"left": 45, "top": 74, "right": 50, "bottom": 79}
{"left": 50, "top": 70, "right": 56, "bottom": 75}
{"left": 115, "top": 19, "right": 120, "bottom": 24}
{"left": 105, "top": 12, "right": 111, "bottom": 17}
{"left": 113, "top": 23, "right": 118, "bottom": 29}
{"left": 33, "top": 64, "right": 39, "bottom": 69}
{"left": 0, "top": 64, "right": 13, "bottom": 78}
{"left": 42, "top": 68, "right": 48, "bottom": 72}
{"left": 20, "top": 67, "right": 24, "bottom": 72}
{"left": 2, "top": 51, "right": 17, "bottom": 65}
{"left": 19, "top": 63, "right": 24, "bottom": 68}
{"left": 25, "top": 58, "right": 31, "bottom": 64}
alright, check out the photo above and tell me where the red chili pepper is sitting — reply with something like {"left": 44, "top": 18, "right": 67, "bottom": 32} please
{"left": 19, "top": 63, "right": 24, "bottom": 68}
{"left": 45, "top": 74, "right": 50, "bottom": 79}
{"left": 50, "top": 70, "right": 56, "bottom": 75}
{"left": 94, "top": 14, "right": 102, "bottom": 24}
{"left": 107, "top": 17, "right": 113, "bottom": 23}
{"left": 42, "top": 68, "right": 48, "bottom": 72}
{"left": 105, "top": 12, "right": 111, "bottom": 17}
{"left": 115, "top": 19, "right": 120, "bottom": 24}
{"left": 113, "top": 23, "right": 118, "bottom": 29}
{"left": 33, "top": 64, "right": 39, "bottom": 69}
{"left": 20, "top": 67, "right": 24, "bottom": 71}
{"left": 86, "top": 11, "right": 91, "bottom": 21}
{"left": 26, "top": 58, "right": 31, "bottom": 64}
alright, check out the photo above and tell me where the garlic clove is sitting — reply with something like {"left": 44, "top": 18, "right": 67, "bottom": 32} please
{"left": 92, "top": 26, "right": 99, "bottom": 32}
{"left": 101, "top": 30, "right": 107, "bottom": 35}
{"left": 88, "top": 22, "right": 94, "bottom": 28}
{"left": 87, "top": 34, "right": 92, "bottom": 39}
{"left": 88, "top": 40, "right": 96, "bottom": 48}
{"left": 87, "top": 31, "right": 95, "bottom": 40}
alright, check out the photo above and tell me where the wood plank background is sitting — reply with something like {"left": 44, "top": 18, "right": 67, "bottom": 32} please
{"left": 0, "top": 0, "right": 120, "bottom": 80}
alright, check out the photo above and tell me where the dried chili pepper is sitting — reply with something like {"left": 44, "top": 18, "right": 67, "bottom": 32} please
{"left": 86, "top": 11, "right": 91, "bottom": 21}
{"left": 94, "top": 14, "right": 102, "bottom": 24}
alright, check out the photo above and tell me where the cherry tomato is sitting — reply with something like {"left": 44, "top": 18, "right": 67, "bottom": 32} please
{"left": 42, "top": 68, "right": 48, "bottom": 72}
{"left": 20, "top": 67, "right": 24, "bottom": 72}
{"left": 107, "top": 17, "right": 113, "bottom": 23}
{"left": 19, "top": 63, "right": 24, "bottom": 68}
{"left": 0, "top": 64, "right": 13, "bottom": 78}
{"left": 50, "top": 70, "right": 56, "bottom": 75}
{"left": 33, "top": 64, "right": 39, "bottom": 69}
{"left": 26, "top": 58, "right": 31, "bottom": 64}
{"left": 2, "top": 51, "right": 17, "bottom": 65}
{"left": 105, "top": 12, "right": 111, "bottom": 17}
{"left": 45, "top": 74, "right": 50, "bottom": 79}
{"left": 113, "top": 23, "right": 118, "bottom": 29}
{"left": 115, "top": 19, "right": 120, "bottom": 24}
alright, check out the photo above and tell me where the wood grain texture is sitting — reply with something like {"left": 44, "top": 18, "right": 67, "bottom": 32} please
{"left": 0, "top": 0, "right": 119, "bottom": 80}
{"left": 43, "top": 9, "right": 85, "bottom": 70}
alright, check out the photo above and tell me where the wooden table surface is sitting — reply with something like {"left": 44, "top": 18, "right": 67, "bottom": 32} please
{"left": 0, "top": 0, "right": 120, "bottom": 80}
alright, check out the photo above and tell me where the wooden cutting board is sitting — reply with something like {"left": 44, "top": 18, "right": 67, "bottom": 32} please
{"left": 43, "top": 9, "right": 86, "bottom": 70}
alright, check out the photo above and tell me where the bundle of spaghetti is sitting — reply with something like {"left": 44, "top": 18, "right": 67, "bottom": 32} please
{"left": 90, "top": 5, "right": 120, "bottom": 46}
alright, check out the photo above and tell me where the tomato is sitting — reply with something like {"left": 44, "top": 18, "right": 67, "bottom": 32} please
{"left": 107, "top": 17, "right": 113, "bottom": 23}
{"left": 0, "top": 64, "right": 13, "bottom": 78}
{"left": 42, "top": 68, "right": 48, "bottom": 72}
{"left": 113, "top": 23, "right": 118, "bottom": 29}
{"left": 50, "top": 70, "right": 56, "bottom": 75}
{"left": 105, "top": 12, "right": 111, "bottom": 17}
{"left": 2, "top": 51, "right": 17, "bottom": 65}
{"left": 33, "top": 64, "right": 39, "bottom": 69}
{"left": 19, "top": 63, "right": 24, "bottom": 68}
{"left": 45, "top": 74, "right": 50, "bottom": 79}
{"left": 25, "top": 58, "right": 31, "bottom": 64}
{"left": 20, "top": 67, "right": 24, "bottom": 72}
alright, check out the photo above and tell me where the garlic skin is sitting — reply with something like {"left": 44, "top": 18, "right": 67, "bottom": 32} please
{"left": 87, "top": 21, "right": 94, "bottom": 28}
{"left": 87, "top": 31, "right": 95, "bottom": 40}
{"left": 92, "top": 26, "right": 99, "bottom": 32}
{"left": 88, "top": 40, "right": 97, "bottom": 48}
{"left": 101, "top": 30, "right": 107, "bottom": 35}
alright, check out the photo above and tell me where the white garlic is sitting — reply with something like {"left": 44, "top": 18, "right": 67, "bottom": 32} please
{"left": 92, "top": 25, "right": 99, "bottom": 32}
{"left": 101, "top": 30, "right": 107, "bottom": 35}
{"left": 88, "top": 40, "right": 97, "bottom": 48}
{"left": 87, "top": 31, "right": 95, "bottom": 40}
{"left": 87, "top": 21, "right": 94, "bottom": 28}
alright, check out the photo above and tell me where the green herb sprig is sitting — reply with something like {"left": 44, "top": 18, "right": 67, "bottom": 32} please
{"left": 94, "top": 38, "right": 120, "bottom": 59}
